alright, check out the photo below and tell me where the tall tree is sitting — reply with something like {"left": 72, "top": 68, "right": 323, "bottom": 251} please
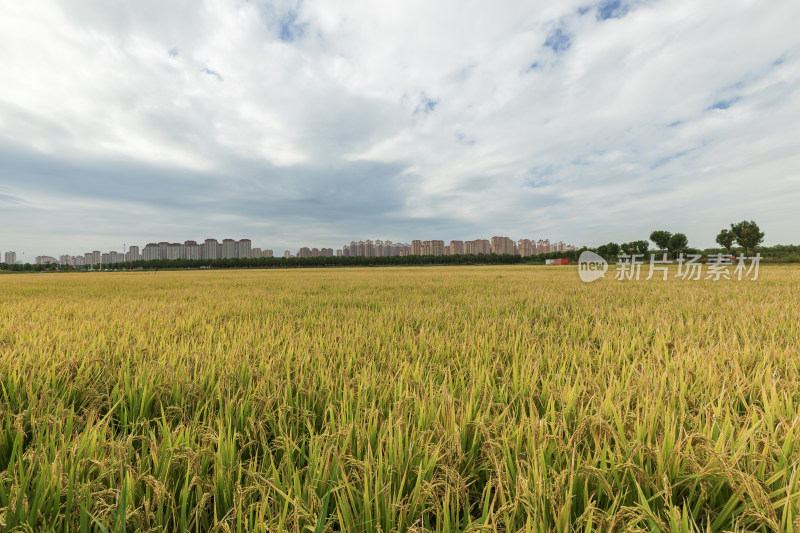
{"left": 633, "top": 240, "right": 650, "bottom": 255}
{"left": 730, "top": 220, "right": 765, "bottom": 257}
{"left": 621, "top": 240, "right": 650, "bottom": 256}
{"left": 667, "top": 233, "right": 688, "bottom": 258}
{"left": 650, "top": 231, "right": 672, "bottom": 252}
{"left": 715, "top": 229, "right": 735, "bottom": 253}
{"left": 596, "top": 242, "right": 620, "bottom": 260}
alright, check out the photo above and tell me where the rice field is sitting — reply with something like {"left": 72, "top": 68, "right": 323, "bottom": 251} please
{"left": 1, "top": 265, "right": 799, "bottom": 532}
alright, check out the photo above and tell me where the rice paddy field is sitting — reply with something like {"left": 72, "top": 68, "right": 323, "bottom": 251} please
{"left": 1, "top": 265, "right": 800, "bottom": 532}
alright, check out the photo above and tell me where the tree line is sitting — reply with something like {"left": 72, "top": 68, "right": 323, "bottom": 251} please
{"left": 3, "top": 219, "right": 797, "bottom": 273}
{"left": 589, "top": 220, "right": 775, "bottom": 262}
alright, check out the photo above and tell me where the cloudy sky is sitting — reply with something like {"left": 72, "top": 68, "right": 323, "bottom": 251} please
{"left": 1, "top": 0, "right": 799, "bottom": 257}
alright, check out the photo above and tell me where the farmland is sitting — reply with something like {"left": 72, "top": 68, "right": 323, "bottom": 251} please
{"left": 1, "top": 266, "right": 800, "bottom": 532}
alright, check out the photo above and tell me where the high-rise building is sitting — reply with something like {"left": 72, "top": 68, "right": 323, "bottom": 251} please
{"left": 537, "top": 239, "right": 550, "bottom": 254}
{"left": 221, "top": 239, "right": 237, "bottom": 259}
{"left": 4, "top": 251, "right": 16, "bottom": 264}
{"left": 491, "top": 236, "right": 516, "bottom": 255}
{"left": 449, "top": 240, "right": 464, "bottom": 255}
{"left": 283, "top": 250, "right": 291, "bottom": 258}
{"left": 203, "top": 239, "right": 219, "bottom": 260}
{"left": 143, "top": 243, "right": 160, "bottom": 261}
{"left": 465, "top": 239, "right": 491, "bottom": 254}
{"left": 127, "top": 246, "right": 140, "bottom": 262}
{"left": 237, "top": 239, "right": 251, "bottom": 259}
{"left": 182, "top": 241, "right": 200, "bottom": 260}
{"left": 411, "top": 240, "right": 422, "bottom": 256}
{"left": 92, "top": 251, "right": 101, "bottom": 265}
{"left": 517, "top": 239, "right": 534, "bottom": 257}
{"left": 340, "top": 240, "right": 408, "bottom": 257}
{"left": 166, "top": 243, "right": 181, "bottom": 260}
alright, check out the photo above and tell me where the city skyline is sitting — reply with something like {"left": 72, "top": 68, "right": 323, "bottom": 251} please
{"left": 2, "top": 2, "right": 799, "bottom": 257}
{"left": 2, "top": 234, "right": 578, "bottom": 266}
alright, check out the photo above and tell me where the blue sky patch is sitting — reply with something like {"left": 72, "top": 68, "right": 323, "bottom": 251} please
{"left": 651, "top": 150, "right": 688, "bottom": 170}
{"left": 545, "top": 28, "right": 571, "bottom": 53}
{"left": 597, "top": 0, "right": 629, "bottom": 21}
{"left": 524, "top": 178, "right": 552, "bottom": 189}
{"left": 456, "top": 133, "right": 476, "bottom": 146}
{"left": 415, "top": 94, "right": 438, "bottom": 115}
{"left": 707, "top": 97, "right": 740, "bottom": 110}
{"left": 201, "top": 67, "right": 223, "bottom": 81}
{"left": 279, "top": 9, "right": 307, "bottom": 42}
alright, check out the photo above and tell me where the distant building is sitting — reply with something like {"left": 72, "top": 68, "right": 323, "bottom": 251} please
{"left": 221, "top": 239, "right": 237, "bottom": 259}
{"left": 204, "top": 239, "right": 219, "bottom": 260}
{"left": 4, "top": 251, "right": 16, "bottom": 265}
{"left": 143, "top": 243, "right": 159, "bottom": 261}
{"left": 237, "top": 239, "right": 251, "bottom": 259}
{"left": 491, "top": 236, "right": 516, "bottom": 255}
{"left": 182, "top": 241, "right": 200, "bottom": 260}
{"left": 517, "top": 239, "right": 534, "bottom": 257}
{"left": 465, "top": 239, "right": 491, "bottom": 254}
{"left": 167, "top": 243, "right": 181, "bottom": 260}
{"left": 127, "top": 245, "right": 140, "bottom": 262}
{"left": 341, "top": 239, "right": 409, "bottom": 257}
{"left": 449, "top": 240, "right": 464, "bottom": 255}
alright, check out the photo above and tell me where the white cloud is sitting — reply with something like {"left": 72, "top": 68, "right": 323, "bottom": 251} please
{"left": 1, "top": 0, "right": 799, "bottom": 256}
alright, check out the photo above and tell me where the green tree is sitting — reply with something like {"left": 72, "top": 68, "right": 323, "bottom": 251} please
{"left": 596, "top": 242, "right": 621, "bottom": 260}
{"left": 715, "top": 229, "right": 735, "bottom": 253}
{"left": 620, "top": 240, "right": 649, "bottom": 256}
{"left": 730, "top": 220, "right": 765, "bottom": 257}
{"left": 667, "top": 233, "right": 688, "bottom": 258}
{"left": 650, "top": 230, "right": 672, "bottom": 252}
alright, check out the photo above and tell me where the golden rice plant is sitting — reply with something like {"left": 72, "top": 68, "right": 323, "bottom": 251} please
{"left": 1, "top": 265, "right": 799, "bottom": 532}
